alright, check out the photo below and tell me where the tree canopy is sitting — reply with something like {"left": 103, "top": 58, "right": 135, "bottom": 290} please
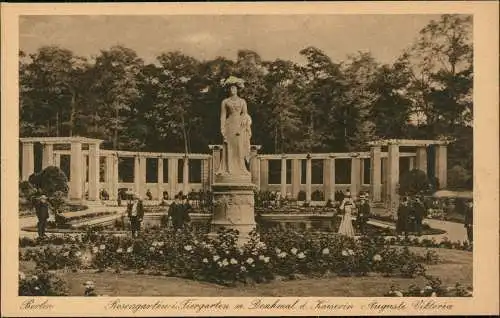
{"left": 20, "top": 15, "right": 473, "bottom": 182}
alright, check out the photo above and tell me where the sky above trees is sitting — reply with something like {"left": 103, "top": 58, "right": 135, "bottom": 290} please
{"left": 20, "top": 14, "right": 441, "bottom": 65}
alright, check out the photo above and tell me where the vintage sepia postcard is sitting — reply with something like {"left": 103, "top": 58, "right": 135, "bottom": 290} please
{"left": 1, "top": 2, "right": 499, "bottom": 316}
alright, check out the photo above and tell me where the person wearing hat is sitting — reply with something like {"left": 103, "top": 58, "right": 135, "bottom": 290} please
{"left": 126, "top": 194, "right": 144, "bottom": 238}
{"left": 35, "top": 194, "right": 50, "bottom": 238}
{"left": 356, "top": 195, "right": 371, "bottom": 235}
{"left": 167, "top": 194, "right": 183, "bottom": 230}
{"left": 181, "top": 194, "right": 192, "bottom": 229}
{"left": 396, "top": 196, "right": 410, "bottom": 235}
{"left": 338, "top": 190, "right": 355, "bottom": 237}
{"left": 412, "top": 196, "right": 425, "bottom": 236}
{"left": 83, "top": 281, "right": 97, "bottom": 296}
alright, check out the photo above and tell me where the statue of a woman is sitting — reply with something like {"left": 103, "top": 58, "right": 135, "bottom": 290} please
{"left": 218, "top": 80, "right": 252, "bottom": 178}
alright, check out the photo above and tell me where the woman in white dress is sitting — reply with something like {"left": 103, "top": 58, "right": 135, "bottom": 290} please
{"left": 338, "top": 192, "right": 356, "bottom": 237}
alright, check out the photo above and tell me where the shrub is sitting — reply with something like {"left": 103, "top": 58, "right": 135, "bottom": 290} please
{"left": 18, "top": 271, "right": 68, "bottom": 296}
{"left": 311, "top": 190, "right": 324, "bottom": 201}
{"left": 447, "top": 165, "right": 471, "bottom": 190}
{"left": 20, "top": 180, "right": 37, "bottom": 199}
{"left": 399, "top": 169, "right": 430, "bottom": 196}
{"left": 21, "top": 227, "right": 437, "bottom": 286}
{"left": 39, "top": 166, "right": 69, "bottom": 196}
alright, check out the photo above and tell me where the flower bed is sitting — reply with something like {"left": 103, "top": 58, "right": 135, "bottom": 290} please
{"left": 20, "top": 227, "right": 443, "bottom": 286}
{"left": 18, "top": 271, "right": 69, "bottom": 296}
{"left": 384, "top": 274, "right": 472, "bottom": 297}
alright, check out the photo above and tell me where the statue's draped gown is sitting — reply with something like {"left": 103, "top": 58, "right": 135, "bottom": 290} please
{"left": 220, "top": 97, "right": 251, "bottom": 177}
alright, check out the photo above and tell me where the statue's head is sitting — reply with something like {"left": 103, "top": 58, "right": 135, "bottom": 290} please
{"left": 229, "top": 85, "right": 238, "bottom": 96}
{"left": 221, "top": 76, "right": 245, "bottom": 96}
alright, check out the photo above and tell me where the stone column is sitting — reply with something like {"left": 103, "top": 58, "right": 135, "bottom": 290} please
{"left": 350, "top": 156, "right": 361, "bottom": 197}
{"left": 88, "top": 143, "right": 100, "bottom": 201}
{"left": 260, "top": 159, "right": 269, "bottom": 190}
{"left": 54, "top": 153, "right": 61, "bottom": 168}
{"left": 41, "top": 143, "right": 54, "bottom": 169}
{"left": 381, "top": 157, "right": 387, "bottom": 199}
{"left": 81, "top": 154, "right": 88, "bottom": 198}
{"left": 329, "top": 157, "right": 336, "bottom": 201}
{"left": 323, "top": 158, "right": 331, "bottom": 201}
{"left": 140, "top": 156, "right": 147, "bottom": 197}
{"left": 21, "top": 142, "right": 35, "bottom": 181}
{"left": 209, "top": 145, "right": 222, "bottom": 185}
{"left": 360, "top": 159, "right": 365, "bottom": 185}
{"left": 387, "top": 144, "right": 400, "bottom": 217}
{"left": 134, "top": 155, "right": 141, "bottom": 195}
{"left": 168, "top": 157, "right": 179, "bottom": 196}
{"left": 370, "top": 146, "right": 382, "bottom": 202}
{"left": 182, "top": 157, "right": 190, "bottom": 194}
{"left": 415, "top": 146, "right": 428, "bottom": 174}
{"left": 408, "top": 156, "right": 415, "bottom": 171}
{"left": 291, "top": 159, "right": 301, "bottom": 199}
{"left": 250, "top": 146, "right": 261, "bottom": 190}
{"left": 305, "top": 156, "right": 312, "bottom": 202}
{"left": 69, "top": 142, "right": 83, "bottom": 200}
{"left": 280, "top": 156, "right": 287, "bottom": 196}
{"left": 202, "top": 158, "right": 211, "bottom": 191}
{"left": 112, "top": 154, "right": 119, "bottom": 200}
{"left": 157, "top": 157, "right": 164, "bottom": 200}
{"left": 435, "top": 145, "right": 448, "bottom": 189}
{"left": 105, "top": 155, "right": 116, "bottom": 200}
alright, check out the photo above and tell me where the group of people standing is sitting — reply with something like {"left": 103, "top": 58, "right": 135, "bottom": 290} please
{"left": 124, "top": 191, "right": 192, "bottom": 237}
{"left": 337, "top": 191, "right": 371, "bottom": 237}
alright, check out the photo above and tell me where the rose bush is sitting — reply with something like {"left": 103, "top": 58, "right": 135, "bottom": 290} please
{"left": 18, "top": 271, "right": 68, "bottom": 296}
{"left": 21, "top": 227, "right": 443, "bottom": 286}
{"left": 384, "top": 274, "right": 472, "bottom": 297}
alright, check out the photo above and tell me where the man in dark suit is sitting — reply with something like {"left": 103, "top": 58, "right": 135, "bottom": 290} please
{"left": 396, "top": 196, "right": 410, "bottom": 236}
{"left": 412, "top": 196, "right": 425, "bottom": 236}
{"left": 356, "top": 196, "right": 371, "bottom": 235}
{"left": 168, "top": 194, "right": 187, "bottom": 230}
{"left": 127, "top": 194, "right": 144, "bottom": 238}
{"left": 181, "top": 195, "right": 192, "bottom": 229}
{"left": 464, "top": 200, "right": 473, "bottom": 243}
{"left": 35, "top": 195, "right": 50, "bottom": 238}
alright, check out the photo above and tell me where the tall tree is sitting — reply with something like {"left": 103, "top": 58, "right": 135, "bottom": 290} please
{"left": 156, "top": 51, "right": 200, "bottom": 154}
{"left": 400, "top": 14, "right": 473, "bottom": 136}
{"left": 91, "top": 45, "right": 143, "bottom": 149}
{"left": 370, "top": 61, "right": 413, "bottom": 139}
{"left": 19, "top": 46, "right": 86, "bottom": 137}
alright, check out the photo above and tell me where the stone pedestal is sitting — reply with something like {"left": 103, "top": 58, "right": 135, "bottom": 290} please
{"left": 210, "top": 182, "right": 257, "bottom": 244}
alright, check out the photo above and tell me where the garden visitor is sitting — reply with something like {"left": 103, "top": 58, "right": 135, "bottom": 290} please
{"left": 146, "top": 189, "right": 153, "bottom": 200}
{"left": 83, "top": 281, "right": 97, "bottom": 297}
{"left": 127, "top": 194, "right": 144, "bottom": 238}
{"left": 396, "top": 197, "right": 410, "bottom": 235}
{"left": 99, "top": 188, "right": 109, "bottom": 200}
{"left": 167, "top": 195, "right": 184, "bottom": 230}
{"left": 182, "top": 195, "right": 193, "bottom": 228}
{"left": 356, "top": 195, "right": 371, "bottom": 235}
{"left": 464, "top": 200, "right": 473, "bottom": 243}
{"left": 34, "top": 194, "right": 50, "bottom": 239}
{"left": 412, "top": 196, "right": 425, "bottom": 236}
{"left": 338, "top": 191, "right": 355, "bottom": 237}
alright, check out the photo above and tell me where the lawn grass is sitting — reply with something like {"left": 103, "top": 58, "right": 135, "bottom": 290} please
{"left": 19, "top": 247, "right": 472, "bottom": 297}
